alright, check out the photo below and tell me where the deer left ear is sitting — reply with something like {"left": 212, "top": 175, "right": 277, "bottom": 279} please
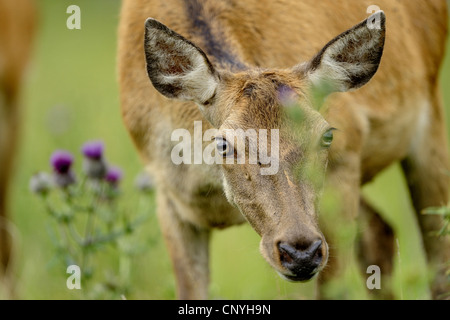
{"left": 144, "top": 18, "right": 219, "bottom": 105}
{"left": 297, "top": 11, "right": 386, "bottom": 94}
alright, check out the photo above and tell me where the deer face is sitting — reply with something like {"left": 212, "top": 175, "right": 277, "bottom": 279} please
{"left": 144, "top": 12, "right": 385, "bottom": 281}
{"left": 213, "top": 70, "right": 333, "bottom": 281}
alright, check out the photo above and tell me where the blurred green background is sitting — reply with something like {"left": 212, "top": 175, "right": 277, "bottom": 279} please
{"left": 2, "top": 0, "right": 449, "bottom": 299}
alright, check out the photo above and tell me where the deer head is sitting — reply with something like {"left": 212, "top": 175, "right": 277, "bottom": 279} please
{"left": 143, "top": 11, "right": 385, "bottom": 282}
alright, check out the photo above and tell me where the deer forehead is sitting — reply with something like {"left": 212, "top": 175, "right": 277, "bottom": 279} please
{"left": 217, "top": 70, "right": 313, "bottom": 128}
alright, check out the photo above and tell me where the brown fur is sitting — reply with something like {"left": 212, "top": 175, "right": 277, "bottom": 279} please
{"left": 118, "top": 0, "right": 449, "bottom": 299}
{"left": 0, "top": 0, "right": 36, "bottom": 284}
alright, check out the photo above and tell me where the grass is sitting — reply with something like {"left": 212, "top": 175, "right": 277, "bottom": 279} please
{"left": 3, "top": 1, "right": 450, "bottom": 299}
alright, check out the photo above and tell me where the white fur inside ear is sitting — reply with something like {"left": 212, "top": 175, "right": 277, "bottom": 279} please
{"left": 307, "top": 56, "right": 353, "bottom": 93}
{"left": 158, "top": 53, "right": 218, "bottom": 103}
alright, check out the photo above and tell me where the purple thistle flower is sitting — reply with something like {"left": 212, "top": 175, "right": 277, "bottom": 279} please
{"left": 81, "top": 140, "right": 104, "bottom": 160}
{"left": 50, "top": 150, "right": 74, "bottom": 174}
{"left": 50, "top": 150, "right": 76, "bottom": 188}
{"left": 105, "top": 166, "right": 122, "bottom": 186}
{"left": 81, "top": 140, "right": 108, "bottom": 179}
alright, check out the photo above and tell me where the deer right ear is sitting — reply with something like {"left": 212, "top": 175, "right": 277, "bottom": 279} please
{"left": 144, "top": 18, "right": 219, "bottom": 105}
{"left": 298, "top": 11, "right": 386, "bottom": 95}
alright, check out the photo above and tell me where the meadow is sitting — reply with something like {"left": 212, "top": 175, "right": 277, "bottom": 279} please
{"left": 2, "top": 0, "right": 450, "bottom": 299}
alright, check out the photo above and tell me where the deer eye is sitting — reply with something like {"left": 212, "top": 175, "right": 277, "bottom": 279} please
{"left": 321, "top": 128, "right": 335, "bottom": 148}
{"left": 216, "top": 137, "right": 234, "bottom": 157}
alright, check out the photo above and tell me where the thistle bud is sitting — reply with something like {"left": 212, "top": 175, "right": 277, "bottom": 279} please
{"left": 105, "top": 166, "right": 122, "bottom": 187}
{"left": 81, "top": 141, "right": 107, "bottom": 179}
{"left": 134, "top": 171, "right": 155, "bottom": 193}
{"left": 29, "top": 172, "right": 53, "bottom": 195}
{"left": 50, "top": 150, "right": 76, "bottom": 188}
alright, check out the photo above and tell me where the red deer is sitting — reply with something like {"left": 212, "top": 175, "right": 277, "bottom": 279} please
{"left": 0, "top": 0, "right": 36, "bottom": 293}
{"left": 118, "top": 0, "right": 449, "bottom": 299}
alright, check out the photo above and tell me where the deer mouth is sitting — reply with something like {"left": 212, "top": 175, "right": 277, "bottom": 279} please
{"left": 277, "top": 268, "right": 321, "bottom": 282}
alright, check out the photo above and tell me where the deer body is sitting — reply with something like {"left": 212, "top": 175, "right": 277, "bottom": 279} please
{"left": 118, "top": 0, "right": 449, "bottom": 299}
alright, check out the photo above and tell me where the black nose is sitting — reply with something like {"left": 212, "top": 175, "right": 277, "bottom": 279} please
{"left": 277, "top": 240, "right": 323, "bottom": 281}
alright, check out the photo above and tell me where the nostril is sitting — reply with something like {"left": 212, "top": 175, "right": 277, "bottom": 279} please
{"left": 309, "top": 240, "right": 323, "bottom": 268}
{"left": 278, "top": 243, "right": 295, "bottom": 264}
{"left": 307, "top": 240, "right": 322, "bottom": 259}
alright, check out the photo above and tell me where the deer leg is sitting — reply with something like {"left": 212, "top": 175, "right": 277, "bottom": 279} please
{"left": 0, "top": 80, "right": 22, "bottom": 299}
{"left": 357, "top": 197, "right": 395, "bottom": 299}
{"left": 400, "top": 96, "right": 450, "bottom": 300}
{"left": 156, "top": 191, "right": 211, "bottom": 300}
{"left": 0, "top": 86, "right": 20, "bottom": 278}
